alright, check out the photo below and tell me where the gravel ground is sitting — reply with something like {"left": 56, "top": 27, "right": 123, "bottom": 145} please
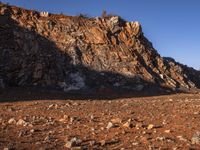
{"left": 1, "top": 89, "right": 200, "bottom": 149}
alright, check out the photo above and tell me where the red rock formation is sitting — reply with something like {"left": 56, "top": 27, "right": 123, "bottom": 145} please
{"left": 0, "top": 3, "right": 200, "bottom": 93}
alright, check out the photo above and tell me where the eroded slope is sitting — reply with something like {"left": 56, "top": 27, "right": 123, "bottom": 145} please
{"left": 0, "top": 3, "right": 200, "bottom": 93}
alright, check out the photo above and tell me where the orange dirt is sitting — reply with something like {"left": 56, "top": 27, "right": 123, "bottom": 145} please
{"left": 1, "top": 89, "right": 200, "bottom": 149}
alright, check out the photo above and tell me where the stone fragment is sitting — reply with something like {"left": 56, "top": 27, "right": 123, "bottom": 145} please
{"left": 90, "top": 115, "right": 95, "bottom": 121}
{"left": 122, "top": 121, "right": 133, "bottom": 128}
{"left": 40, "top": 11, "right": 49, "bottom": 17}
{"left": 111, "top": 118, "right": 122, "bottom": 124}
{"left": 147, "top": 124, "right": 154, "bottom": 130}
{"left": 8, "top": 118, "right": 16, "bottom": 124}
{"left": 177, "top": 135, "right": 187, "bottom": 142}
{"left": 85, "top": 27, "right": 107, "bottom": 44}
{"left": 100, "top": 140, "right": 106, "bottom": 146}
{"left": 64, "top": 137, "right": 82, "bottom": 148}
{"left": 64, "top": 141, "right": 75, "bottom": 148}
{"left": 44, "top": 135, "right": 50, "bottom": 142}
{"left": 89, "top": 140, "right": 96, "bottom": 146}
{"left": 135, "top": 123, "right": 143, "bottom": 129}
{"left": 191, "top": 132, "right": 200, "bottom": 144}
{"left": 16, "top": 119, "right": 27, "bottom": 126}
{"left": 164, "top": 129, "right": 171, "bottom": 133}
{"left": 30, "top": 129, "right": 35, "bottom": 133}
{"left": 106, "top": 122, "right": 114, "bottom": 129}
{"left": 132, "top": 142, "right": 139, "bottom": 146}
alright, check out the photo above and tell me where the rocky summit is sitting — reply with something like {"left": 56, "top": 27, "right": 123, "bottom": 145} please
{"left": 0, "top": 3, "right": 200, "bottom": 94}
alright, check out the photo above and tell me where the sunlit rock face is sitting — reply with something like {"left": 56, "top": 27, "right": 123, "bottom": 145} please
{"left": 0, "top": 3, "right": 200, "bottom": 93}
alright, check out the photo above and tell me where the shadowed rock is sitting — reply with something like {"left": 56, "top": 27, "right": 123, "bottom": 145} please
{"left": 0, "top": 3, "right": 200, "bottom": 95}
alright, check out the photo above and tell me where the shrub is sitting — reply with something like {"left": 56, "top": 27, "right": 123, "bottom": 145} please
{"left": 78, "top": 13, "right": 89, "bottom": 18}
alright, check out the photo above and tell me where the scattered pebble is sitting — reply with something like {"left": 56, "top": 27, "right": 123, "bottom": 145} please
{"left": 165, "top": 130, "right": 171, "bottom": 133}
{"left": 35, "top": 142, "right": 41, "bottom": 145}
{"left": 147, "top": 124, "right": 154, "bottom": 130}
{"left": 191, "top": 132, "right": 200, "bottom": 144}
{"left": 18, "top": 130, "right": 27, "bottom": 137}
{"left": 44, "top": 135, "right": 50, "bottom": 142}
{"left": 106, "top": 122, "right": 115, "bottom": 129}
{"left": 59, "top": 118, "right": 67, "bottom": 122}
{"left": 111, "top": 118, "right": 122, "bottom": 124}
{"left": 177, "top": 136, "right": 187, "bottom": 142}
{"left": 122, "top": 121, "right": 133, "bottom": 128}
{"left": 7, "top": 107, "right": 14, "bottom": 112}
{"left": 64, "top": 137, "right": 82, "bottom": 148}
{"left": 89, "top": 140, "right": 96, "bottom": 146}
{"left": 8, "top": 118, "right": 16, "bottom": 124}
{"left": 156, "top": 136, "right": 166, "bottom": 141}
{"left": 70, "top": 117, "right": 74, "bottom": 123}
{"left": 90, "top": 115, "right": 94, "bottom": 120}
{"left": 30, "top": 129, "right": 35, "bottom": 133}
{"left": 16, "top": 119, "right": 27, "bottom": 126}
{"left": 100, "top": 140, "right": 106, "bottom": 146}
{"left": 135, "top": 123, "right": 143, "bottom": 129}
{"left": 132, "top": 142, "right": 139, "bottom": 146}
{"left": 47, "top": 104, "right": 54, "bottom": 110}
{"left": 64, "top": 141, "right": 76, "bottom": 148}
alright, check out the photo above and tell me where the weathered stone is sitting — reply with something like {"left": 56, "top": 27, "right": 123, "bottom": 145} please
{"left": 16, "top": 119, "right": 27, "bottom": 126}
{"left": 109, "top": 16, "right": 120, "bottom": 27}
{"left": 122, "top": 121, "right": 133, "bottom": 128}
{"left": 177, "top": 135, "right": 187, "bottom": 142}
{"left": 0, "top": 3, "right": 200, "bottom": 94}
{"left": 192, "top": 132, "right": 200, "bottom": 144}
{"left": 106, "top": 122, "right": 115, "bottom": 129}
{"left": 40, "top": 11, "right": 49, "bottom": 17}
{"left": 8, "top": 118, "right": 16, "bottom": 124}
{"left": 111, "top": 118, "right": 122, "bottom": 124}
{"left": 147, "top": 124, "right": 155, "bottom": 130}
{"left": 64, "top": 137, "right": 82, "bottom": 148}
{"left": 85, "top": 27, "right": 107, "bottom": 44}
{"left": 164, "top": 129, "right": 171, "bottom": 133}
{"left": 100, "top": 140, "right": 106, "bottom": 146}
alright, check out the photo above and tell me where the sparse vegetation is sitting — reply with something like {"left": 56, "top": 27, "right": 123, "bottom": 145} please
{"left": 101, "top": 10, "right": 116, "bottom": 19}
{"left": 101, "top": 10, "right": 126, "bottom": 23}
{"left": 0, "top": 1, "right": 9, "bottom": 8}
{"left": 78, "top": 13, "right": 90, "bottom": 18}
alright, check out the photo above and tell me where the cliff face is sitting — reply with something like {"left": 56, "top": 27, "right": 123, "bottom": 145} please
{"left": 0, "top": 3, "right": 200, "bottom": 93}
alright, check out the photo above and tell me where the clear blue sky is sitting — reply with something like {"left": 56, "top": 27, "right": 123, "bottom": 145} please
{"left": 2, "top": 0, "right": 200, "bottom": 69}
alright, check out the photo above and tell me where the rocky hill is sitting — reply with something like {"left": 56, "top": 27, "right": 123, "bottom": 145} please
{"left": 0, "top": 3, "right": 200, "bottom": 94}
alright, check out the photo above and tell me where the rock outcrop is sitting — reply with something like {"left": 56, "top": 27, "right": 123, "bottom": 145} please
{"left": 0, "top": 3, "right": 200, "bottom": 94}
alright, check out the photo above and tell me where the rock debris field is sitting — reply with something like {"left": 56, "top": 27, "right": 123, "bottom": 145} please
{"left": 1, "top": 90, "right": 200, "bottom": 149}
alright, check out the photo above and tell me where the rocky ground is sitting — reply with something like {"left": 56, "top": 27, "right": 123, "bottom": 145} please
{"left": 1, "top": 89, "right": 200, "bottom": 149}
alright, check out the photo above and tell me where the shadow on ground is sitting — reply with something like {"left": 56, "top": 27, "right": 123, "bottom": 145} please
{"left": 0, "top": 87, "right": 181, "bottom": 102}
